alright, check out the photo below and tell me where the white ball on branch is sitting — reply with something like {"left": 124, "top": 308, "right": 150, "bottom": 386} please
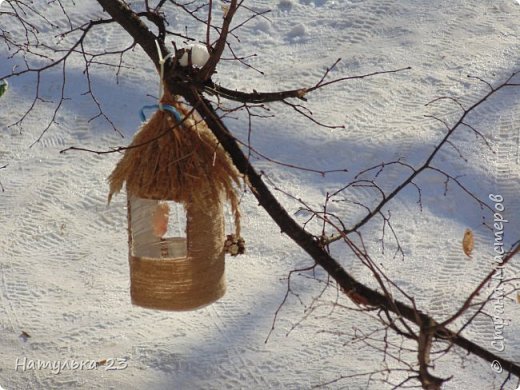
{"left": 178, "top": 44, "right": 210, "bottom": 67}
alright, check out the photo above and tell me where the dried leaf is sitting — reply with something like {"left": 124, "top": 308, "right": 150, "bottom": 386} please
{"left": 296, "top": 88, "right": 308, "bottom": 99}
{"left": 19, "top": 331, "right": 31, "bottom": 342}
{"left": 0, "top": 79, "right": 8, "bottom": 98}
{"left": 346, "top": 290, "right": 371, "bottom": 306}
{"left": 516, "top": 293, "right": 520, "bottom": 304}
{"left": 96, "top": 359, "right": 107, "bottom": 367}
{"left": 462, "top": 228, "right": 474, "bottom": 258}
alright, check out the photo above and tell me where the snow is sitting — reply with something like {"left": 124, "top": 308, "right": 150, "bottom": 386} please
{"left": 178, "top": 44, "right": 211, "bottom": 68}
{"left": 1, "top": 0, "right": 520, "bottom": 389}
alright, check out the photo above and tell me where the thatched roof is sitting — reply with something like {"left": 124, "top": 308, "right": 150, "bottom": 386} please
{"left": 108, "top": 94, "right": 242, "bottom": 235}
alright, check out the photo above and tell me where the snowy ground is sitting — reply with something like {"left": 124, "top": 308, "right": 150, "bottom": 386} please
{"left": 1, "top": 0, "right": 520, "bottom": 389}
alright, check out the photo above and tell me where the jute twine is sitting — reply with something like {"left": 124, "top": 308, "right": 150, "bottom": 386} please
{"left": 108, "top": 93, "right": 241, "bottom": 311}
{"left": 128, "top": 194, "right": 225, "bottom": 311}
{"left": 108, "top": 92, "right": 241, "bottom": 236}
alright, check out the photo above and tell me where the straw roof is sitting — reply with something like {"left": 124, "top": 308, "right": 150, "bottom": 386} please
{"left": 108, "top": 94, "right": 242, "bottom": 235}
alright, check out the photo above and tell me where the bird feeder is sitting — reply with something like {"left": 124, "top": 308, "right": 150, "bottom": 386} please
{"left": 108, "top": 94, "right": 243, "bottom": 311}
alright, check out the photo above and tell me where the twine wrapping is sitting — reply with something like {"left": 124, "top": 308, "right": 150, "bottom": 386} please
{"left": 127, "top": 194, "right": 225, "bottom": 311}
{"left": 108, "top": 93, "right": 242, "bottom": 310}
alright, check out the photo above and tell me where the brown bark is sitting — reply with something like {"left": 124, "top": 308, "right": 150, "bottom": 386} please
{"left": 95, "top": 0, "right": 520, "bottom": 380}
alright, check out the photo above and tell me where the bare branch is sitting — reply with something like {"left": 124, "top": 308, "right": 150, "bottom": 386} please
{"left": 182, "top": 84, "right": 520, "bottom": 377}
{"left": 97, "top": 0, "right": 165, "bottom": 69}
{"left": 203, "top": 65, "right": 411, "bottom": 104}
{"left": 324, "top": 72, "right": 520, "bottom": 245}
{"left": 6, "top": 1, "right": 516, "bottom": 384}
{"left": 197, "top": 0, "right": 238, "bottom": 80}
{"left": 437, "top": 243, "right": 520, "bottom": 329}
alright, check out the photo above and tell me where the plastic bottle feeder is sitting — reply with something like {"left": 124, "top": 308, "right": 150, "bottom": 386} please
{"left": 108, "top": 96, "right": 242, "bottom": 311}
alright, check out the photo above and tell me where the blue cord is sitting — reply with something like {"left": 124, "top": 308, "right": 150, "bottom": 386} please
{"left": 139, "top": 104, "right": 182, "bottom": 122}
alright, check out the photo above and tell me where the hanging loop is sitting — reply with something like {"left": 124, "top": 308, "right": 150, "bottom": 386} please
{"left": 140, "top": 104, "right": 182, "bottom": 122}
{"left": 155, "top": 40, "right": 174, "bottom": 106}
{"left": 138, "top": 40, "right": 178, "bottom": 122}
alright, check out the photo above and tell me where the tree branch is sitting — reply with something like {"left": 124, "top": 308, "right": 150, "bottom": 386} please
{"left": 96, "top": 0, "right": 164, "bottom": 69}
{"left": 184, "top": 85, "right": 520, "bottom": 377}
{"left": 324, "top": 71, "right": 520, "bottom": 245}
{"left": 95, "top": 0, "right": 520, "bottom": 381}
{"left": 202, "top": 66, "right": 411, "bottom": 104}
{"left": 197, "top": 0, "right": 238, "bottom": 80}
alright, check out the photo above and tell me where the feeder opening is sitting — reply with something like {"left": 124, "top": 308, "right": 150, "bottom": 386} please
{"left": 129, "top": 195, "right": 187, "bottom": 259}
